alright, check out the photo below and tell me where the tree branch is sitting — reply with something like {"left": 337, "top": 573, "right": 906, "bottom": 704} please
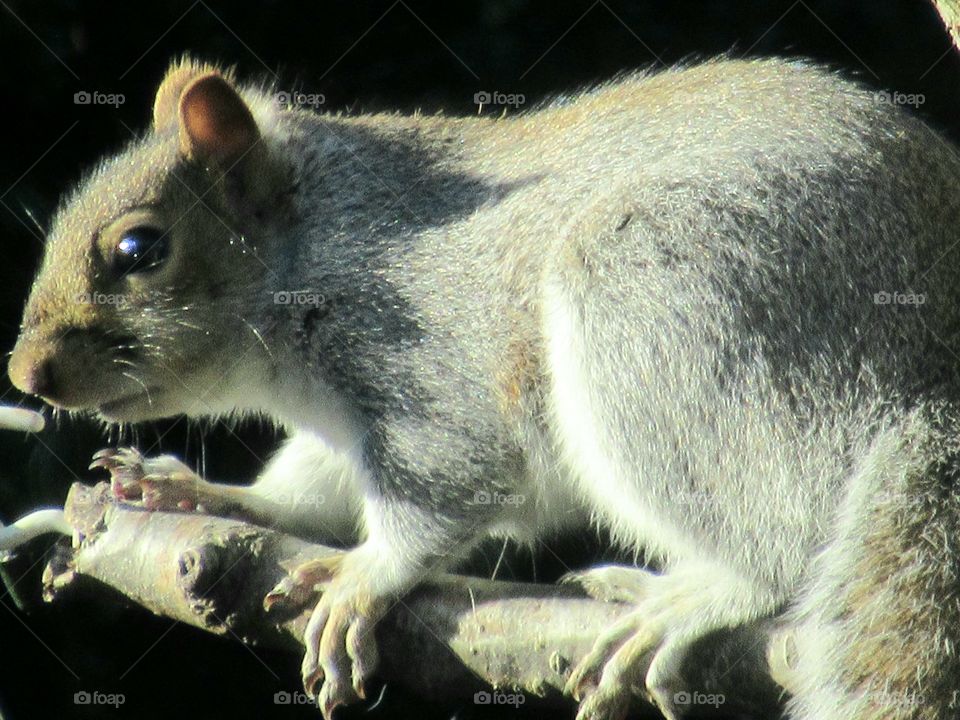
{"left": 34, "top": 481, "right": 790, "bottom": 717}
{"left": 932, "top": 0, "right": 960, "bottom": 51}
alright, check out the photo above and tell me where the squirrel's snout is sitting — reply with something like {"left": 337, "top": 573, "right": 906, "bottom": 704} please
{"left": 8, "top": 326, "right": 147, "bottom": 413}
{"left": 8, "top": 339, "right": 57, "bottom": 399}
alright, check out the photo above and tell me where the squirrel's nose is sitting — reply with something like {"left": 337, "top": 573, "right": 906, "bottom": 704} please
{"left": 8, "top": 343, "right": 56, "bottom": 398}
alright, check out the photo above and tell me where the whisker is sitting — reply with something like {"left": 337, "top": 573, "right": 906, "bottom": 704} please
{"left": 121, "top": 371, "right": 153, "bottom": 407}
{"left": 236, "top": 314, "right": 274, "bottom": 362}
{"left": 174, "top": 319, "right": 203, "bottom": 331}
{"left": 21, "top": 204, "right": 46, "bottom": 236}
{"left": 200, "top": 425, "right": 207, "bottom": 479}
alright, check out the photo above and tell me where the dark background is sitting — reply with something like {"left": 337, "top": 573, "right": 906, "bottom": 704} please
{"left": 0, "top": 1, "right": 958, "bottom": 719}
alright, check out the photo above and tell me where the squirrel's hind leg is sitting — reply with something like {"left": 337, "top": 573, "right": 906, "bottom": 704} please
{"left": 784, "top": 409, "right": 960, "bottom": 720}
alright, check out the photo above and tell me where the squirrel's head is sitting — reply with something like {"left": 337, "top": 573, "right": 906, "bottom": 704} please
{"left": 8, "top": 58, "right": 294, "bottom": 422}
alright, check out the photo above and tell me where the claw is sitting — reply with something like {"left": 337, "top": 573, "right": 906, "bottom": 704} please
{"left": 564, "top": 662, "right": 597, "bottom": 702}
{"left": 265, "top": 555, "right": 343, "bottom": 614}
{"left": 90, "top": 448, "right": 148, "bottom": 500}
{"left": 301, "top": 631, "right": 323, "bottom": 695}
{"left": 263, "top": 578, "right": 298, "bottom": 613}
{"left": 562, "top": 565, "right": 656, "bottom": 604}
{"left": 89, "top": 454, "right": 111, "bottom": 470}
{"left": 301, "top": 599, "right": 331, "bottom": 694}
{"left": 346, "top": 617, "right": 377, "bottom": 699}
{"left": 90, "top": 447, "right": 120, "bottom": 464}
{"left": 315, "top": 607, "right": 361, "bottom": 719}
{"left": 319, "top": 672, "right": 358, "bottom": 720}
{"left": 565, "top": 613, "right": 642, "bottom": 702}
{"left": 303, "top": 663, "right": 324, "bottom": 699}
{"left": 353, "top": 675, "right": 367, "bottom": 701}
{"left": 89, "top": 447, "right": 142, "bottom": 470}
{"left": 576, "top": 684, "right": 632, "bottom": 720}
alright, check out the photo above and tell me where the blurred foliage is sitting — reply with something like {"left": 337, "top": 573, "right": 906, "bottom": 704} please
{"left": 0, "top": 1, "right": 958, "bottom": 718}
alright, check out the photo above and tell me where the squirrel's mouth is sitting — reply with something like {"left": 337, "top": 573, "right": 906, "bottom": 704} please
{"left": 96, "top": 387, "right": 165, "bottom": 421}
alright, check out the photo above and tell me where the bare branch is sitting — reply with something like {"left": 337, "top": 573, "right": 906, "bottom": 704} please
{"left": 932, "top": 0, "right": 960, "bottom": 51}
{"left": 32, "top": 482, "right": 791, "bottom": 717}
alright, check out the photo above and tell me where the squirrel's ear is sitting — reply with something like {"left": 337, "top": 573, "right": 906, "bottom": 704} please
{"left": 153, "top": 59, "right": 222, "bottom": 132}
{"left": 176, "top": 74, "right": 260, "bottom": 166}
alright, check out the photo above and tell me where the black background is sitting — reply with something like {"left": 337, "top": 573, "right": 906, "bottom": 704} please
{"left": 1, "top": 1, "right": 958, "bottom": 719}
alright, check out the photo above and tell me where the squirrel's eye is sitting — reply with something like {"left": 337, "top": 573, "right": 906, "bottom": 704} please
{"left": 113, "top": 226, "right": 168, "bottom": 275}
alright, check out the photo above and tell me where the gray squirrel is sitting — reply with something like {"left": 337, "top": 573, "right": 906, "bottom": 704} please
{"left": 9, "top": 55, "right": 960, "bottom": 720}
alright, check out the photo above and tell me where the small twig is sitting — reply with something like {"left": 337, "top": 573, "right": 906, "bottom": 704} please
{"left": 0, "top": 406, "right": 58, "bottom": 563}
{"left": 0, "top": 509, "right": 72, "bottom": 560}
{"left": 0, "top": 405, "right": 45, "bottom": 434}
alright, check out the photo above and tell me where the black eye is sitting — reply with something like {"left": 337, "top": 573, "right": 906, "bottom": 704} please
{"left": 113, "top": 226, "right": 169, "bottom": 275}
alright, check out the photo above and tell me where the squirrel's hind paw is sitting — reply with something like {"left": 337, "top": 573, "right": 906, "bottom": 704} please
{"left": 564, "top": 564, "right": 772, "bottom": 720}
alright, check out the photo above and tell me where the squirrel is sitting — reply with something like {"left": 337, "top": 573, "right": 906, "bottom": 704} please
{"left": 9, "top": 55, "right": 960, "bottom": 720}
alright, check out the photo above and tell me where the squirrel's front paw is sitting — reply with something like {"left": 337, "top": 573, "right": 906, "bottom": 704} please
{"left": 90, "top": 447, "right": 206, "bottom": 512}
{"left": 265, "top": 550, "right": 390, "bottom": 719}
